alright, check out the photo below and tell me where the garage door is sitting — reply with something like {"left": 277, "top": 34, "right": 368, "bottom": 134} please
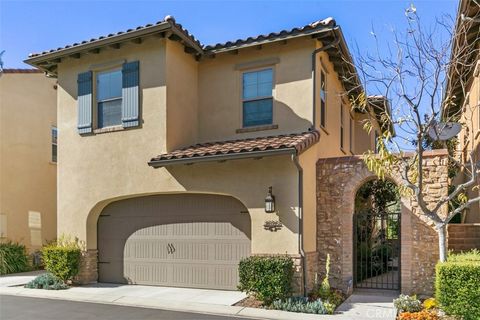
{"left": 97, "top": 194, "right": 251, "bottom": 290}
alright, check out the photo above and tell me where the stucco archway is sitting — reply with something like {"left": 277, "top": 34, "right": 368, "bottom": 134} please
{"left": 316, "top": 152, "right": 448, "bottom": 296}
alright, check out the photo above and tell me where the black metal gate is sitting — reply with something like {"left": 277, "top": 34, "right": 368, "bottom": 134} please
{"left": 354, "top": 208, "right": 400, "bottom": 290}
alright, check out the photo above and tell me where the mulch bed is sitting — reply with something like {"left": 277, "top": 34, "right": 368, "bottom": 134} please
{"left": 234, "top": 296, "right": 264, "bottom": 308}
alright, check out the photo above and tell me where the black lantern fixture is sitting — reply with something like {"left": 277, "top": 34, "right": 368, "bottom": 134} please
{"left": 265, "top": 186, "right": 275, "bottom": 213}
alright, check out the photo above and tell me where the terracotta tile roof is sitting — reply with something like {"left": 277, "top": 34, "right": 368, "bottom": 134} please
{"left": 26, "top": 16, "right": 336, "bottom": 60}
{"left": 27, "top": 15, "right": 202, "bottom": 59}
{"left": 204, "top": 18, "right": 336, "bottom": 52}
{"left": 1, "top": 68, "right": 42, "bottom": 73}
{"left": 149, "top": 131, "right": 320, "bottom": 166}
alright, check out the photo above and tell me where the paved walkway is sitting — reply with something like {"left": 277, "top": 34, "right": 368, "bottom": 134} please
{"left": 0, "top": 272, "right": 397, "bottom": 320}
{"left": 336, "top": 289, "right": 397, "bottom": 320}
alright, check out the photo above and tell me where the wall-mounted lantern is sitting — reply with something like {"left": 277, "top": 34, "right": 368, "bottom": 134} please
{"left": 265, "top": 186, "right": 275, "bottom": 213}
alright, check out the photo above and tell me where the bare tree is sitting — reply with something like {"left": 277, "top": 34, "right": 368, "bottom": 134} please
{"left": 343, "top": 3, "right": 480, "bottom": 262}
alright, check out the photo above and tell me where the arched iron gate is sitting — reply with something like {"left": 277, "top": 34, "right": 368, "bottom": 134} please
{"left": 354, "top": 208, "right": 400, "bottom": 290}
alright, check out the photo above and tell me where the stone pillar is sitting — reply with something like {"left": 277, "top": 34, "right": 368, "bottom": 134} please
{"left": 74, "top": 249, "right": 98, "bottom": 284}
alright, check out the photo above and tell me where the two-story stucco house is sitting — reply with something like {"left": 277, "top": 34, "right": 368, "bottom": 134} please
{"left": 0, "top": 69, "right": 57, "bottom": 252}
{"left": 25, "top": 16, "right": 384, "bottom": 293}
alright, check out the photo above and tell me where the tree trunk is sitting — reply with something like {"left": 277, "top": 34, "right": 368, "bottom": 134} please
{"left": 436, "top": 223, "right": 447, "bottom": 262}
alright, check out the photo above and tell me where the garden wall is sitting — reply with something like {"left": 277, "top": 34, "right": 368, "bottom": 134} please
{"left": 316, "top": 150, "right": 449, "bottom": 296}
{"left": 448, "top": 224, "right": 480, "bottom": 252}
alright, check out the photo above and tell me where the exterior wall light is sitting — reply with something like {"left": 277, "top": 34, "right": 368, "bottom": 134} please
{"left": 265, "top": 186, "right": 275, "bottom": 213}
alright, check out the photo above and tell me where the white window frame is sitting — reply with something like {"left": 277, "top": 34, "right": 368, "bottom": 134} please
{"left": 320, "top": 70, "right": 327, "bottom": 129}
{"left": 95, "top": 68, "right": 123, "bottom": 129}
{"left": 51, "top": 126, "right": 57, "bottom": 163}
{"left": 241, "top": 67, "right": 274, "bottom": 128}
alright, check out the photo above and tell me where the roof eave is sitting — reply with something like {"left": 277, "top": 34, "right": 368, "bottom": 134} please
{"left": 24, "top": 21, "right": 204, "bottom": 72}
{"left": 148, "top": 147, "right": 298, "bottom": 168}
{"left": 205, "top": 26, "right": 335, "bottom": 54}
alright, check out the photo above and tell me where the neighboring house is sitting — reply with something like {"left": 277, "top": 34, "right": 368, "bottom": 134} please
{"left": 444, "top": 0, "right": 480, "bottom": 224}
{"left": 25, "top": 16, "right": 385, "bottom": 293}
{"left": 0, "top": 69, "right": 57, "bottom": 252}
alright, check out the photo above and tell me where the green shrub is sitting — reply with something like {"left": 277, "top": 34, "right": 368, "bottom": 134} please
{"left": 0, "top": 241, "right": 30, "bottom": 275}
{"left": 393, "top": 294, "right": 422, "bottom": 313}
{"left": 24, "top": 273, "right": 68, "bottom": 290}
{"left": 272, "top": 297, "right": 328, "bottom": 314}
{"left": 238, "top": 256, "right": 294, "bottom": 305}
{"left": 436, "top": 250, "right": 480, "bottom": 320}
{"left": 42, "top": 235, "right": 82, "bottom": 282}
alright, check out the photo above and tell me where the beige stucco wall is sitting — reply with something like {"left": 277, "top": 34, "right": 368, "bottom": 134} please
{"left": 165, "top": 40, "right": 199, "bottom": 150}
{"left": 313, "top": 46, "right": 375, "bottom": 158}
{"left": 0, "top": 72, "right": 57, "bottom": 251}
{"left": 458, "top": 59, "right": 480, "bottom": 222}
{"left": 198, "top": 37, "right": 314, "bottom": 142}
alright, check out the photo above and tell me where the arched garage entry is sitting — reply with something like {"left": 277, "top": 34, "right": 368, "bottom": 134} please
{"left": 97, "top": 193, "right": 251, "bottom": 290}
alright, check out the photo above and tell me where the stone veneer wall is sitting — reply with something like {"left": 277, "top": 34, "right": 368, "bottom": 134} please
{"left": 448, "top": 224, "right": 480, "bottom": 252}
{"left": 305, "top": 251, "right": 319, "bottom": 292}
{"left": 316, "top": 150, "right": 449, "bottom": 296}
{"left": 74, "top": 249, "right": 98, "bottom": 284}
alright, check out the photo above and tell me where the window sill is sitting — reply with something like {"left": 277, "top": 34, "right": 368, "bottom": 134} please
{"left": 320, "top": 126, "right": 330, "bottom": 135}
{"left": 49, "top": 161, "right": 57, "bottom": 165}
{"left": 93, "top": 125, "right": 124, "bottom": 134}
{"left": 236, "top": 124, "right": 278, "bottom": 134}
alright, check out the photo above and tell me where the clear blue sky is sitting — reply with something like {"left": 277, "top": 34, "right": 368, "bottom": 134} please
{"left": 1, "top": 0, "right": 458, "bottom": 69}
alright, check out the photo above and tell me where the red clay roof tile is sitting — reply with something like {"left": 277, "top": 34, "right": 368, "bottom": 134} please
{"left": 150, "top": 131, "right": 320, "bottom": 165}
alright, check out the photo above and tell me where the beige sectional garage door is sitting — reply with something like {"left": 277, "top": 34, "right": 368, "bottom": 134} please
{"left": 97, "top": 194, "right": 251, "bottom": 290}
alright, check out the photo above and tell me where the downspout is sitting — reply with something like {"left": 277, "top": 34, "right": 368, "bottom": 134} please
{"left": 291, "top": 154, "right": 306, "bottom": 296}
{"left": 311, "top": 34, "right": 340, "bottom": 130}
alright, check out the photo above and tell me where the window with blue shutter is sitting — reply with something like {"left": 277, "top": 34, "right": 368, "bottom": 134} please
{"left": 122, "top": 61, "right": 140, "bottom": 128}
{"left": 97, "top": 69, "right": 123, "bottom": 128}
{"left": 242, "top": 68, "right": 273, "bottom": 127}
{"left": 77, "top": 71, "right": 93, "bottom": 134}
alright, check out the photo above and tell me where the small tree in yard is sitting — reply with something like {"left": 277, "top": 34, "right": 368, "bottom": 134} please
{"left": 343, "top": 3, "right": 479, "bottom": 262}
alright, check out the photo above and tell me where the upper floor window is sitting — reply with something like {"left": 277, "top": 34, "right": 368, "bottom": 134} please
{"left": 349, "top": 117, "right": 354, "bottom": 153}
{"left": 242, "top": 68, "right": 273, "bottom": 127}
{"left": 96, "top": 69, "right": 122, "bottom": 128}
{"left": 51, "top": 126, "right": 57, "bottom": 163}
{"left": 320, "top": 71, "right": 327, "bottom": 128}
{"left": 340, "top": 104, "right": 345, "bottom": 150}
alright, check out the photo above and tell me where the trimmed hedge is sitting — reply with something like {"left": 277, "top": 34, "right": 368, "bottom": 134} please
{"left": 42, "top": 245, "right": 81, "bottom": 282}
{"left": 435, "top": 250, "right": 480, "bottom": 320}
{"left": 238, "top": 256, "right": 294, "bottom": 305}
{"left": 0, "top": 241, "right": 30, "bottom": 275}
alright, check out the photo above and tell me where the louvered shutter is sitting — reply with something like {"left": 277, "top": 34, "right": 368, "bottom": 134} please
{"left": 121, "top": 61, "right": 140, "bottom": 128}
{"left": 77, "top": 71, "right": 93, "bottom": 134}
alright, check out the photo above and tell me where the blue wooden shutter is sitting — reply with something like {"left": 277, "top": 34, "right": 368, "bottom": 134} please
{"left": 77, "top": 71, "right": 93, "bottom": 134}
{"left": 122, "top": 61, "right": 140, "bottom": 128}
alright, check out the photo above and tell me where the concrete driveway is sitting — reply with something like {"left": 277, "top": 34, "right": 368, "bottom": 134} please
{"left": 0, "top": 271, "right": 246, "bottom": 306}
{"left": 0, "top": 270, "right": 45, "bottom": 287}
{"left": 60, "top": 282, "right": 246, "bottom": 306}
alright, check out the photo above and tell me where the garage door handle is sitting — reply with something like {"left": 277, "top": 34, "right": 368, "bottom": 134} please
{"left": 167, "top": 243, "right": 176, "bottom": 254}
